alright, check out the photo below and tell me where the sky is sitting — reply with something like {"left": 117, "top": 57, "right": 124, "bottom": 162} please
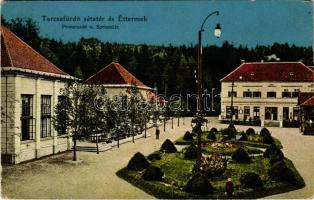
{"left": 1, "top": 0, "right": 313, "bottom": 47}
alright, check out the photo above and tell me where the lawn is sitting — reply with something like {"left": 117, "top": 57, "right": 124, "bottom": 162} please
{"left": 117, "top": 131, "right": 304, "bottom": 199}
{"left": 174, "top": 130, "right": 283, "bottom": 149}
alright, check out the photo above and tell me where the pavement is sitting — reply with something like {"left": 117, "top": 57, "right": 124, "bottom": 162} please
{"left": 1, "top": 117, "right": 314, "bottom": 199}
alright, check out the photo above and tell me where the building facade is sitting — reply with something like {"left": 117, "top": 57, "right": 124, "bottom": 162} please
{"left": 84, "top": 62, "right": 164, "bottom": 103}
{"left": 220, "top": 62, "right": 314, "bottom": 127}
{"left": 1, "top": 26, "right": 75, "bottom": 164}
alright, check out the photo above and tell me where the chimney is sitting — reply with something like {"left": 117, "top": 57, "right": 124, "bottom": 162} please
{"left": 261, "top": 59, "right": 264, "bottom": 63}
{"left": 113, "top": 57, "right": 119, "bottom": 63}
{"left": 241, "top": 59, "right": 245, "bottom": 64}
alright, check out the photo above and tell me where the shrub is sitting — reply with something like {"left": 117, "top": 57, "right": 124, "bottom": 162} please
{"left": 239, "top": 172, "right": 263, "bottom": 188}
{"left": 210, "top": 127, "right": 218, "bottom": 134}
{"left": 206, "top": 131, "right": 216, "bottom": 140}
{"left": 268, "top": 160, "right": 296, "bottom": 182}
{"left": 262, "top": 134, "right": 274, "bottom": 144}
{"left": 127, "top": 152, "right": 150, "bottom": 171}
{"left": 184, "top": 144, "right": 198, "bottom": 159}
{"left": 239, "top": 132, "right": 248, "bottom": 141}
{"left": 183, "top": 131, "right": 194, "bottom": 141}
{"left": 221, "top": 127, "right": 236, "bottom": 139}
{"left": 142, "top": 165, "right": 164, "bottom": 181}
{"left": 160, "top": 139, "right": 177, "bottom": 153}
{"left": 263, "top": 144, "right": 284, "bottom": 159}
{"left": 185, "top": 172, "right": 214, "bottom": 195}
{"left": 260, "top": 128, "right": 270, "bottom": 137}
{"left": 246, "top": 128, "right": 255, "bottom": 135}
{"left": 147, "top": 151, "right": 162, "bottom": 161}
{"left": 232, "top": 147, "right": 251, "bottom": 162}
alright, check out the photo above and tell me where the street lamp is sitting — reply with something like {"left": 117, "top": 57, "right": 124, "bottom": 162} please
{"left": 193, "top": 11, "right": 221, "bottom": 171}
{"left": 117, "top": 125, "right": 121, "bottom": 148}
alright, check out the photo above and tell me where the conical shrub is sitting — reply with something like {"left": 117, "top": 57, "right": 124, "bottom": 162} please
{"left": 185, "top": 172, "right": 214, "bottom": 195}
{"left": 183, "top": 131, "right": 194, "bottom": 141}
{"left": 232, "top": 146, "right": 250, "bottom": 162}
{"left": 160, "top": 139, "right": 177, "bottom": 153}
{"left": 127, "top": 152, "right": 150, "bottom": 171}
{"left": 142, "top": 165, "right": 164, "bottom": 181}
{"left": 184, "top": 144, "right": 198, "bottom": 159}
{"left": 239, "top": 172, "right": 263, "bottom": 188}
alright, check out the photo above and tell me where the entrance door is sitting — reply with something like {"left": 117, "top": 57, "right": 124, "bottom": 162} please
{"left": 265, "top": 107, "right": 278, "bottom": 120}
{"left": 283, "top": 107, "right": 289, "bottom": 120}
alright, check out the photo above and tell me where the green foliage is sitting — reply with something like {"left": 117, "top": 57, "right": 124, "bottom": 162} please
{"left": 210, "top": 127, "right": 218, "bottom": 133}
{"left": 127, "top": 152, "right": 150, "bottom": 171}
{"left": 260, "top": 128, "right": 271, "bottom": 137}
{"left": 263, "top": 144, "right": 284, "bottom": 161}
{"left": 239, "top": 132, "right": 248, "bottom": 141}
{"left": 221, "top": 127, "right": 236, "bottom": 139}
{"left": 232, "top": 147, "right": 251, "bottom": 162}
{"left": 239, "top": 172, "right": 263, "bottom": 188}
{"left": 206, "top": 131, "right": 216, "bottom": 140}
{"left": 142, "top": 165, "right": 164, "bottom": 181}
{"left": 185, "top": 172, "right": 214, "bottom": 195}
{"left": 147, "top": 151, "right": 162, "bottom": 161}
{"left": 262, "top": 134, "right": 275, "bottom": 144}
{"left": 160, "top": 139, "right": 177, "bottom": 153}
{"left": 183, "top": 131, "right": 194, "bottom": 141}
{"left": 246, "top": 128, "right": 255, "bottom": 135}
{"left": 268, "top": 160, "right": 297, "bottom": 182}
{"left": 183, "top": 144, "right": 198, "bottom": 159}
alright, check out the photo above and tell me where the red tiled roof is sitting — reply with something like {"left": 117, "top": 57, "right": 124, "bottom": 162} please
{"left": 146, "top": 91, "right": 167, "bottom": 104}
{"left": 221, "top": 62, "right": 314, "bottom": 82}
{"left": 1, "top": 26, "right": 68, "bottom": 76}
{"left": 298, "top": 92, "right": 314, "bottom": 106}
{"left": 84, "top": 62, "right": 149, "bottom": 88}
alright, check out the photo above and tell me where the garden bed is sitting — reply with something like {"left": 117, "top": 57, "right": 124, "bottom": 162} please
{"left": 117, "top": 152, "right": 304, "bottom": 199}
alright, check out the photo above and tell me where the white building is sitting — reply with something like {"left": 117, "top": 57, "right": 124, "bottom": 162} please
{"left": 220, "top": 61, "right": 314, "bottom": 127}
{"left": 84, "top": 62, "right": 165, "bottom": 104}
{"left": 1, "top": 26, "right": 75, "bottom": 164}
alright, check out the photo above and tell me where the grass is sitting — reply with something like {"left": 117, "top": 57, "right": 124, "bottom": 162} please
{"left": 117, "top": 150, "right": 305, "bottom": 199}
{"left": 175, "top": 132, "right": 283, "bottom": 150}
{"left": 202, "top": 145, "right": 263, "bottom": 156}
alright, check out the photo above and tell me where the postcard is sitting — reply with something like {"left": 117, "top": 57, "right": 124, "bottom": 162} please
{"left": 1, "top": 0, "right": 313, "bottom": 199}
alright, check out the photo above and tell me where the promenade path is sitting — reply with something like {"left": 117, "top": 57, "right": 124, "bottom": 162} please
{"left": 2, "top": 117, "right": 314, "bottom": 199}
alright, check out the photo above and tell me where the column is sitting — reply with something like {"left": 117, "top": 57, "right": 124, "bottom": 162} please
{"left": 13, "top": 76, "right": 21, "bottom": 163}
{"left": 35, "top": 78, "right": 41, "bottom": 158}
{"left": 52, "top": 80, "right": 57, "bottom": 154}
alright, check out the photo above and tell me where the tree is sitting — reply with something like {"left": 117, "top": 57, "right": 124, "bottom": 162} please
{"left": 53, "top": 81, "right": 108, "bottom": 161}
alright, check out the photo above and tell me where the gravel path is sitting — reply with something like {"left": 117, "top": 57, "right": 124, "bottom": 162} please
{"left": 2, "top": 117, "right": 314, "bottom": 199}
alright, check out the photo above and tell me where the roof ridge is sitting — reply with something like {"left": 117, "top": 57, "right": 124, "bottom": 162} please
{"left": 1, "top": 30, "right": 14, "bottom": 67}
{"left": 1, "top": 26, "right": 69, "bottom": 76}
{"left": 114, "top": 62, "right": 143, "bottom": 86}
{"left": 301, "top": 96, "right": 314, "bottom": 106}
{"left": 84, "top": 62, "right": 114, "bottom": 83}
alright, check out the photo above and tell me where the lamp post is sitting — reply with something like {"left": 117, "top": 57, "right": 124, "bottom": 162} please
{"left": 117, "top": 125, "right": 120, "bottom": 148}
{"left": 193, "top": 11, "right": 221, "bottom": 171}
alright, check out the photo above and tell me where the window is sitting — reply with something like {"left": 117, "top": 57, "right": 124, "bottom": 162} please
{"left": 283, "top": 107, "right": 289, "bottom": 120}
{"left": 267, "top": 92, "right": 276, "bottom": 98}
{"left": 21, "top": 95, "right": 35, "bottom": 141}
{"left": 293, "top": 107, "right": 300, "bottom": 121}
{"left": 253, "top": 92, "right": 261, "bottom": 98}
{"left": 41, "top": 95, "right": 51, "bottom": 138}
{"left": 292, "top": 89, "right": 299, "bottom": 98}
{"left": 282, "top": 89, "right": 292, "bottom": 98}
{"left": 228, "top": 91, "right": 237, "bottom": 97}
{"left": 244, "top": 106, "right": 250, "bottom": 120}
{"left": 253, "top": 107, "right": 260, "bottom": 120}
{"left": 226, "top": 106, "right": 232, "bottom": 119}
{"left": 57, "top": 96, "right": 69, "bottom": 135}
{"left": 243, "top": 91, "right": 252, "bottom": 98}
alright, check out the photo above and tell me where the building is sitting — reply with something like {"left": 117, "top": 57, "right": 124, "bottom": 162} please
{"left": 220, "top": 61, "right": 314, "bottom": 127}
{"left": 1, "top": 26, "right": 75, "bottom": 164}
{"left": 84, "top": 62, "right": 164, "bottom": 103}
